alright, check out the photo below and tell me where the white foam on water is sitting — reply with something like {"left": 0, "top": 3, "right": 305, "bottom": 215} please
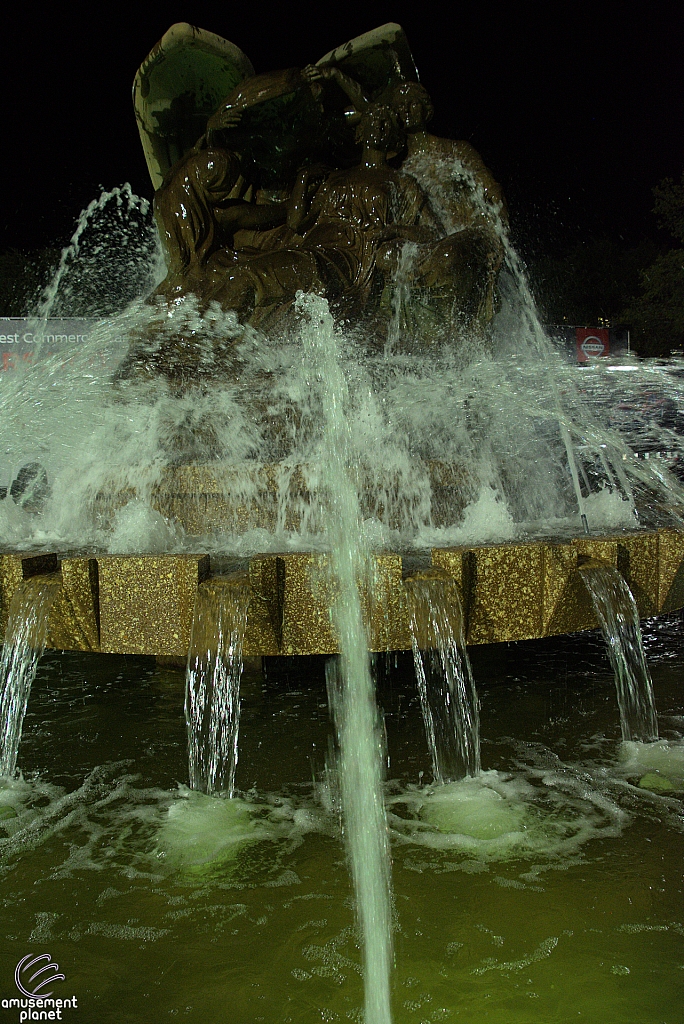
{"left": 582, "top": 486, "right": 637, "bottom": 528}
{"left": 417, "top": 483, "right": 516, "bottom": 548}
{"left": 0, "top": 499, "right": 39, "bottom": 546}
{"left": 619, "top": 738, "right": 684, "bottom": 789}
{"left": 0, "top": 767, "right": 162, "bottom": 876}
{"left": 420, "top": 779, "right": 528, "bottom": 839}
{"left": 387, "top": 768, "right": 626, "bottom": 864}
{"left": 0, "top": 774, "right": 66, "bottom": 839}
{"left": 0, "top": 767, "right": 333, "bottom": 887}
{"left": 154, "top": 789, "right": 278, "bottom": 871}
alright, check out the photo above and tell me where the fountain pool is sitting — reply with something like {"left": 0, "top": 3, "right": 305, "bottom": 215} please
{"left": 0, "top": 624, "right": 682, "bottom": 1022}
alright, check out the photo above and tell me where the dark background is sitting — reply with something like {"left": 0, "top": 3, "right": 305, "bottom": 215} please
{"left": 0, "top": 1, "right": 682, "bottom": 259}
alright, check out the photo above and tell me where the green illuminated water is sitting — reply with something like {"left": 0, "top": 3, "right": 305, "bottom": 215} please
{"left": 0, "top": 623, "right": 682, "bottom": 1023}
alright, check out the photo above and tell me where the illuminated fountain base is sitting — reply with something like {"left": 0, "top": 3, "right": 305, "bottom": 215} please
{"left": 2, "top": 527, "right": 684, "bottom": 658}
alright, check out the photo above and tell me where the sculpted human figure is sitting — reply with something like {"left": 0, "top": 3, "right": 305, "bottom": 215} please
{"left": 144, "top": 47, "right": 509, "bottom": 360}
{"left": 153, "top": 132, "right": 288, "bottom": 302}
{"left": 389, "top": 81, "right": 506, "bottom": 330}
{"left": 192, "top": 103, "right": 436, "bottom": 330}
{"left": 390, "top": 81, "right": 505, "bottom": 228}
{"left": 286, "top": 103, "right": 436, "bottom": 320}
{"left": 289, "top": 74, "right": 508, "bottom": 341}
{"left": 152, "top": 67, "right": 329, "bottom": 304}
{"left": 123, "top": 23, "right": 512, "bottom": 401}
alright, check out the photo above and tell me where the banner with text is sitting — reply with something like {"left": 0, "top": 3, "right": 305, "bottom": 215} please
{"left": 0, "top": 318, "right": 127, "bottom": 372}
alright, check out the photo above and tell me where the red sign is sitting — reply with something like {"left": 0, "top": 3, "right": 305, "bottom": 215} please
{"left": 576, "top": 327, "right": 609, "bottom": 362}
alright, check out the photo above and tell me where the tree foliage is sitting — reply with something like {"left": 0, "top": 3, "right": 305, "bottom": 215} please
{"left": 530, "top": 238, "right": 655, "bottom": 328}
{"left": 625, "top": 171, "right": 684, "bottom": 355}
{"left": 653, "top": 172, "right": 684, "bottom": 244}
{"left": 530, "top": 171, "right": 684, "bottom": 357}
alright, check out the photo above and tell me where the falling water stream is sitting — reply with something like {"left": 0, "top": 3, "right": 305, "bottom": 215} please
{"left": 580, "top": 564, "right": 659, "bottom": 741}
{"left": 185, "top": 575, "right": 251, "bottom": 796}
{"left": 0, "top": 574, "right": 60, "bottom": 777}
{"left": 298, "top": 293, "right": 393, "bottom": 1024}
{"left": 405, "top": 572, "right": 481, "bottom": 782}
{"left": 401, "top": 151, "right": 635, "bottom": 534}
{"left": 35, "top": 184, "right": 152, "bottom": 327}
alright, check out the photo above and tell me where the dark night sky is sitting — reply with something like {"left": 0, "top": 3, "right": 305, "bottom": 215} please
{"left": 2, "top": 2, "right": 682, "bottom": 255}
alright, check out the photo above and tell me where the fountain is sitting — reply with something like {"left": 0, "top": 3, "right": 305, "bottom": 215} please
{"left": 579, "top": 560, "right": 659, "bottom": 742}
{"left": 0, "top": 575, "right": 60, "bottom": 777}
{"left": 0, "top": 20, "right": 683, "bottom": 1023}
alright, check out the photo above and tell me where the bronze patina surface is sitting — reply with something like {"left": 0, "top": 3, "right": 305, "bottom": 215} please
{"left": 123, "top": 23, "right": 505, "bottom": 385}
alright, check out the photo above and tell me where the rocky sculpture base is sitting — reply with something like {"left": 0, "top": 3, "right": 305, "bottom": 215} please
{"left": 94, "top": 462, "right": 474, "bottom": 536}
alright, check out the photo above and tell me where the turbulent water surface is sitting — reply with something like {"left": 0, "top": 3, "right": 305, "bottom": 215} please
{"left": 0, "top": 622, "right": 682, "bottom": 1022}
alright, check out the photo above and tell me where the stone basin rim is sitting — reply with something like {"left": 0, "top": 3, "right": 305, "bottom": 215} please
{"left": 1, "top": 527, "right": 683, "bottom": 657}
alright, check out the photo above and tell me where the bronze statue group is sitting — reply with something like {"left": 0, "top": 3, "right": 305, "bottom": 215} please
{"left": 129, "top": 59, "right": 506, "bottom": 385}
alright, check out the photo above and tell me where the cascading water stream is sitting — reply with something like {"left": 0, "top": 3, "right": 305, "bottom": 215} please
{"left": 401, "top": 152, "right": 616, "bottom": 533}
{"left": 298, "top": 292, "right": 393, "bottom": 1024}
{"left": 488, "top": 209, "right": 592, "bottom": 533}
{"left": 0, "top": 574, "right": 61, "bottom": 777}
{"left": 405, "top": 572, "right": 480, "bottom": 782}
{"left": 579, "top": 563, "right": 658, "bottom": 741}
{"left": 386, "top": 240, "right": 419, "bottom": 356}
{"left": 185, "top": 575, "right": 251, "bottom": 796}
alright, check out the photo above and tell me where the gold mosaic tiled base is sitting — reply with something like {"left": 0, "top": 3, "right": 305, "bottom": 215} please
{"left": 1, "top": 529, "right": 683, "bottom": 657}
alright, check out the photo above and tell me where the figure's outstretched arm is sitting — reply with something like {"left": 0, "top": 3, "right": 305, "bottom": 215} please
{"left": 215, "top": 199, "right": 287, "bottom": 234}
{"left": 302, "top": 65, "right": 368, "bottom": 115}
